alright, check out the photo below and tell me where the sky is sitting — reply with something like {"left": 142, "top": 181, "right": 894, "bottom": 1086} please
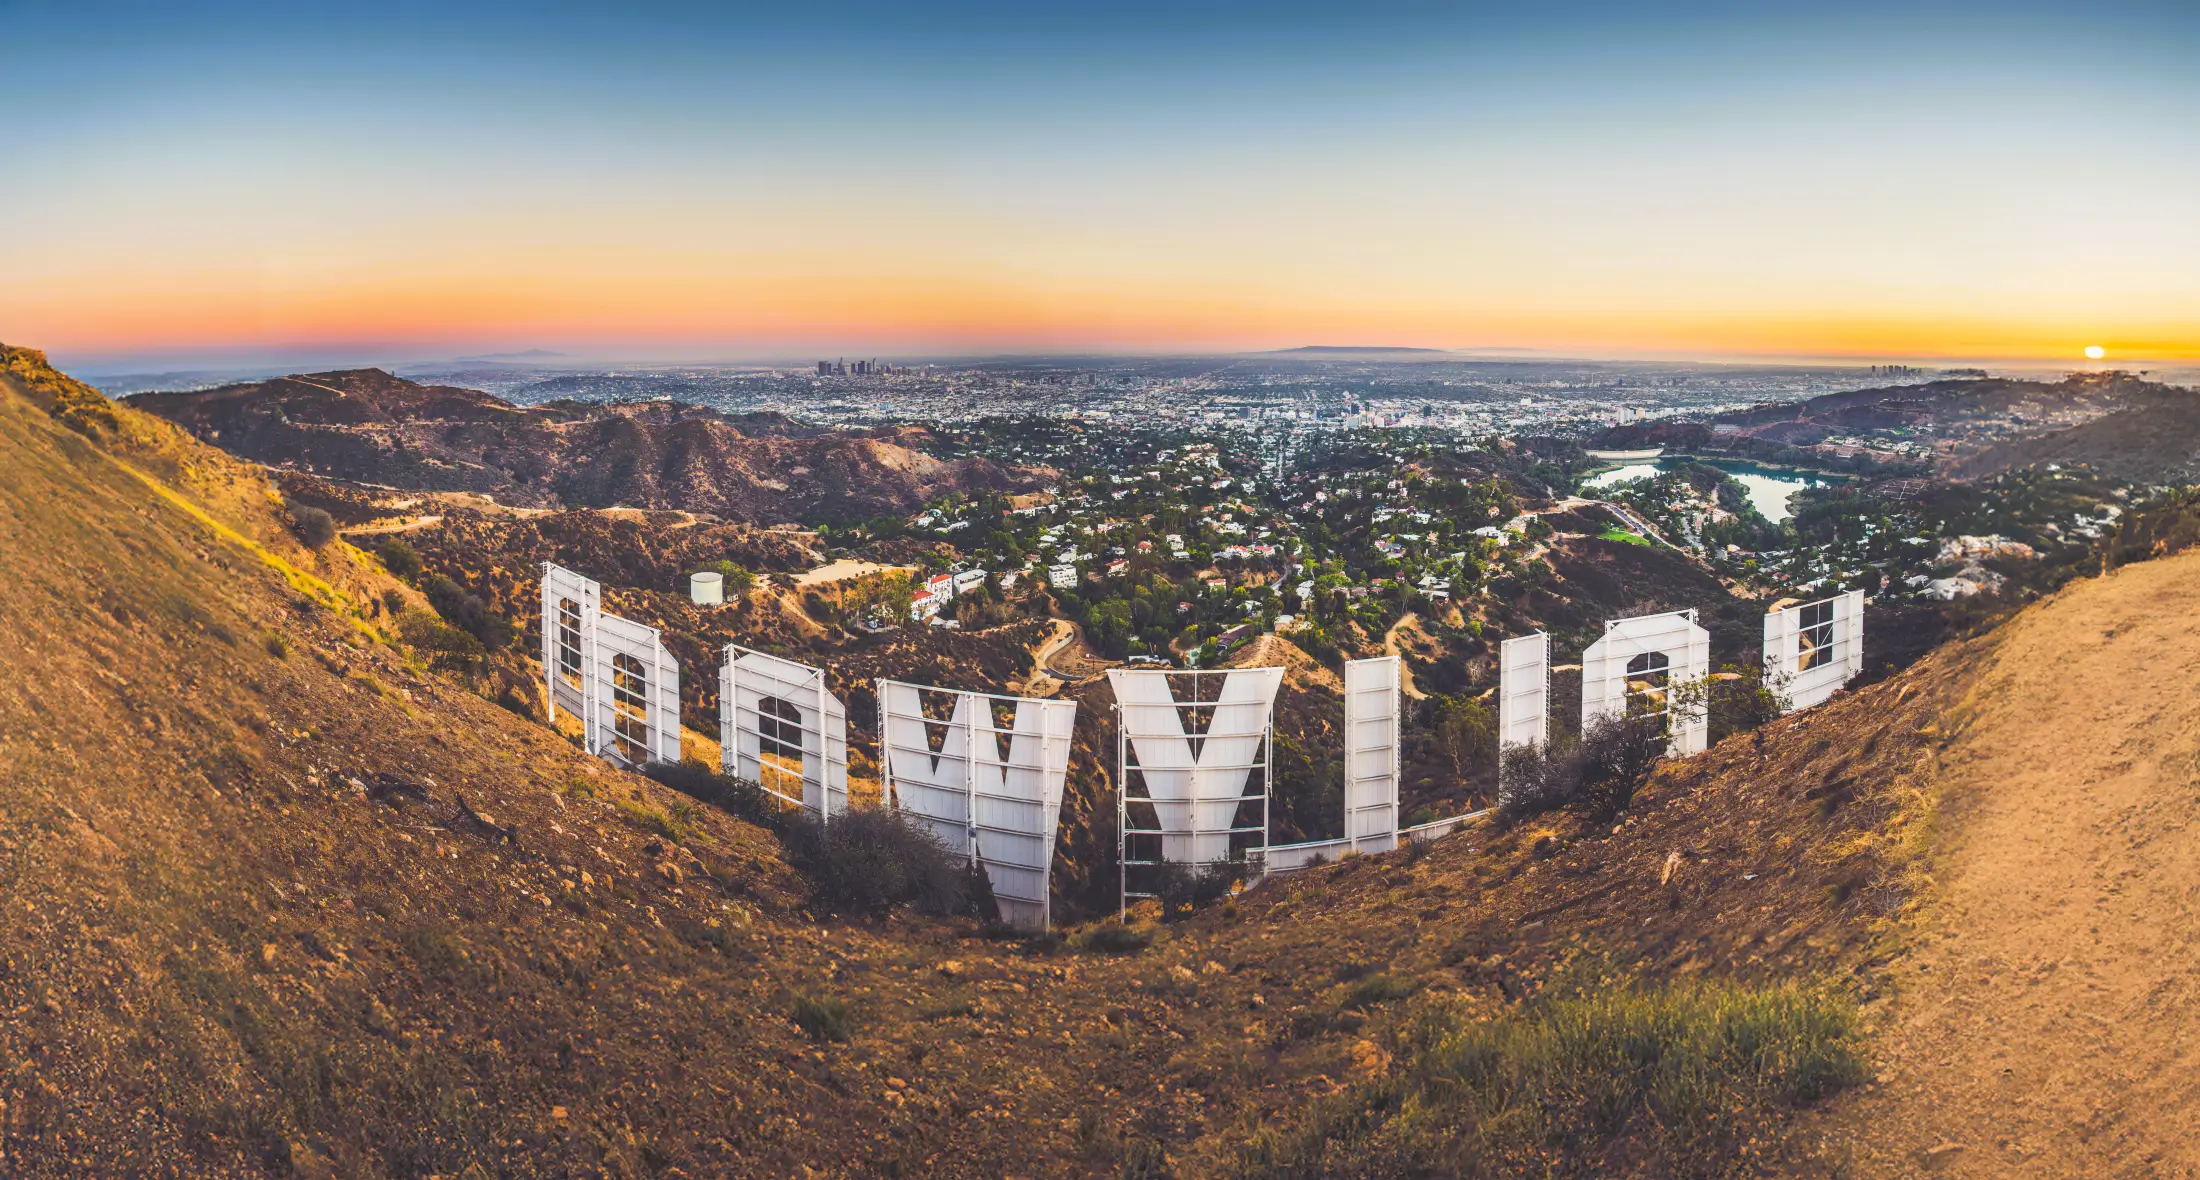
{"left": 3, "top": 0, "right": 2196, "bottom": 370}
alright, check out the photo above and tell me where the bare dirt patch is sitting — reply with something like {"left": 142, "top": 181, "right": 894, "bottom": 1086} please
{"left": 1806, "top": 550, "right": 2200, "bottom": 1176}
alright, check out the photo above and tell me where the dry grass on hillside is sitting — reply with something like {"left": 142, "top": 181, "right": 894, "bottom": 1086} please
{"left": 0, "top": 351, "right": 2000, "bottom": 1177}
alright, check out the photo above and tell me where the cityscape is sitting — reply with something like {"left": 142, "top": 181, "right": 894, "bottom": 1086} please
{"left": 4, "top": 0, "right": 2197, "bottom": 1175}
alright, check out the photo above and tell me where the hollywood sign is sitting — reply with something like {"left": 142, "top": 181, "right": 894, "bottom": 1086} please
{"left": 541, "top": 563, "right": 682, "bottom": 767}
{"left": 541, "top": 566, "right": 1868, "bottom": 928}
{"left": 877, "top": 681, "right": 1078, "bottom": 931}
{"left": 1498, "top": 594, "right": 1867, "bottom": 761}
{"left": 541, "top": 564, "right": 1075, "bottom": 930}
{"left": 1106, "top": 666, "right": 1279, "bottom": 915}
{"left": 722, "top": 644, "right": 851, "bottom": 819}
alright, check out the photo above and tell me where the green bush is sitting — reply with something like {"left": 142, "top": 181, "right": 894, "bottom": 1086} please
{"left": 290, "top": 506, "right": 337, "bottom": 549}
{"left": 644, "top": 760, "right": 783, "bottom": 829}
{"left": 395, "top": 610, "right": 486, "bottom": 670}
{"left": 1148, "top": 860, "right": 1242, "bottom": 922}
{"left": 642, "top": 761, "right": 975, "bottom": 918}
{"left": 1236, "top": 965, "right": 1866, "bottom": 1177}
{"left": 780, "top": 808, "right": 972, "bottom": 918}
{"left": 1496, "top": 713, "right": 1666, "bottom": 825}
{"left": 1340, "top": 973, "right": 1417, "bottom": 1011}
{"left": 1076, "top": 924, "right": 1153, "bottom": 955}
{"left": 1671, "top": 664, "right": 1792, "bottom": 745}
{"left": 698, "top": 559, "right": 756, "bottom": 597}
{"left": 375, "top": 537, "right": 423, "bottom": 581}
{"left": 422, "top": 575, "right": 512, "bottom": 650}
{"left": 791, "top": 994, "right": 851, "bottom": 1043}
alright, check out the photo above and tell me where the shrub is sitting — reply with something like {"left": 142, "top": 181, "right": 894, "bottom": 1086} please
{"left": 1076, "top": 924, "right": 1153, "bottom": 955}
{"left": 791, "top": 994, "right": 851, "bottom": 1043}
{"left": 1671, "top": 663, "right": 1792, "bottom": 746}
{"left": 263, "top": 633, "right": 290, "bottom": 660}
{"left": 422, "top": 575, "right": 512, "bottom": 650}
{"left": 644, "top": 759, "right": 784, "bottom": 830}
{"left": 1431, "top": 696, "right": 1497, "bottom": 779}
{"left": 395, "top": 610, "right": 486, "bottom": 670}
{"left": 1573, "top": 712, "right": 1667, "bottom": 820}
{"left": 1121, "top": 1139, "right": 1174, "bottom": 1179}
{"left": 699, "top": 559, "right": 756, "bottom": 597}
{"left": 778, "top": 807, "right": 972, "bottom": 919}
{"left": 1237, "top": 964, "right": 1866, "bottom": 1176}
{"left": 1148, "top": 860, "right": 1241, "bottom": 922}
{"left": 1496, "top": 713, "right": 1666, "bottom": 825}
{"left": 375, "top": 537, "right": 423, "bottom": 581}
{"left": 290, "top": 506, "right": 337, "bottom": 549}
{"left": 1340, "top": 973, "right": 1417, "bottom": 1011}
{"left": 642, "top": 761, "right": 975, "bottom": 918}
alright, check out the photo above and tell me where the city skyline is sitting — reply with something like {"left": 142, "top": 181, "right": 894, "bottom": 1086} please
{"left": 5, "top": 1, "right": 2196, "bottom": 369}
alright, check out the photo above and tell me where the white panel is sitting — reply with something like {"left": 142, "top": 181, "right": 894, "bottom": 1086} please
{"left": 1108, "top": 667, "right": 1281, "bottom": 865}
{"left": 1402, "top": 809, "right": 1489, "bottom": 843}
{"left": 720, "top": 647, "right": 848, "bottom": 818}
{"left": 540, "top": 564, "right": 601, "bottom": 748}
{"left": 1262, "top": 837, "right": 1350, "bottom": 874}
{"left": 591, "top": 612, "right": 682, "bottom": 767}
{"left": 880, "top": 683, "right": 975, "bottom": 854}
{"left": 970, "top": 694, "right": 1077, "bottom": 931}
{"left": 1498, "top": 632, "right": 1550, "bottom": 751}
{"left": 878, "top": 682, "right": 1077, "bottom": 930}
{"left": 1581, "top": 609, "right": 1711, "bottom": 757}
{"left": 1342, "top": 656, "right": 1400, "bottom": 854}
{"left": 1764, "top": 589, "right": 1866, "bottom": 712}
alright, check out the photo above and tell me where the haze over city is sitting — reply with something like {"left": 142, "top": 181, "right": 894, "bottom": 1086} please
{"left": 5, "top": 0, "right": 2196, "bottom": 371}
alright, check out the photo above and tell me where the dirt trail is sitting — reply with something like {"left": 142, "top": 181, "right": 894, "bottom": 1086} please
{"left": 1814, "top": 552, "right": 2200, "bottom": 1176}
{"left": 1381, "top": 612, "right": 1430, "bottom": 699}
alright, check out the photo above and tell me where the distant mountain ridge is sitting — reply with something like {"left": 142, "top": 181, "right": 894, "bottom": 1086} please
{"left": 1956, "top": 380, "right": 2200, "bottom": 483}
{"left": 1588, "top": 373, "right": 2163, "bottom": 463}
{"left": 126, "top": 368, "right": 1046, "bottom": 523}
{"left": 1269, "top": 345, "right": 1451, "bottom": 355}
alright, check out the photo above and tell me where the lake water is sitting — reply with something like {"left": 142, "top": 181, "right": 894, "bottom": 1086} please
{"left": 1581, "top": 458, "right": 1833, "bottom": 523}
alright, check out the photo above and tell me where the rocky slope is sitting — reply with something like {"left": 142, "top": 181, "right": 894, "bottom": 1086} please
{"left": 1955, "top": 380, "right": 2200, "bottom": 484}
{"left": 1589, "top": 374, "right": 2145, "bottom": 463}
{"left": 124, "top": 368, "right": 1046, "bottom": 523}
{"left": 1804, "top": 546, "right": 2200, "bottom": 1176}
{"left": 14, "top": 341, "right": 2196, "bottom": 1175}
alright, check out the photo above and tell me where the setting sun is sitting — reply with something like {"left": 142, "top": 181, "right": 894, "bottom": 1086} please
{"left": 2085, "top": 345, "right": 2108, "bottom": 359}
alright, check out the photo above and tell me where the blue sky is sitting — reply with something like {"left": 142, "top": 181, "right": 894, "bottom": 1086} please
{"left": 4, "top": 0, "right": 2195, "bottom": 367}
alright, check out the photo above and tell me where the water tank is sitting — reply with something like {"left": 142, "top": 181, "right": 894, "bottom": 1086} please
{"left": 690, "top": 571, "right": 724, "bottom": 606}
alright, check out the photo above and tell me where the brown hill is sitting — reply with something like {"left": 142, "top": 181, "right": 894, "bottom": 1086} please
{"left": 124, "top": 368, "right": 1046, "bottom": 523}
{"left": 13, "top": 341, "right": 2194, "bottom": 1176}
{"left": 1956, "top": 380, "right": 2200, "bottom": 484}
{"left": 1588, "top": 375, "right": 2149, "bottom": 468}
{"left": 1802, "top": 546, "right": 2200, "bottom": 1176}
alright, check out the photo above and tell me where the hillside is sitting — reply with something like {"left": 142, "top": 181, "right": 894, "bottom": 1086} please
{"left": 1803, "top": 547, "right": 2200, "bottom": 1175}
{"left": 1587, "top": 375, "right": 2149, "bottom": 470}
{"left": 1956, "top": 381, "right": 2200, "bottom": 484}
{"left": 13, "top": 340, "right": 2200, "bottom": 1176}
{"left": 124, "top": 368, "right": 1047, "bottom": 524}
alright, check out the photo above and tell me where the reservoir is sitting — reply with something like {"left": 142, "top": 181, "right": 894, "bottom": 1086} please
{"left": 1581, "top": 457, "right": 1836, "bottom": 523}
